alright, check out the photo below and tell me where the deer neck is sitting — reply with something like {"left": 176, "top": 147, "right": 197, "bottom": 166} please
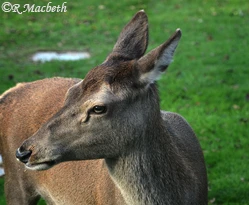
{"left": 105, "top": 119, "right": 188, "bottom": 205}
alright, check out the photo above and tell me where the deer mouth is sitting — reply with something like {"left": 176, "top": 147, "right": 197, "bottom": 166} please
{"left": 16, "top": 147, "right": 58, "bottom": 170}
{"left": 25, "top": 160, "right": 57, "bottom": 171}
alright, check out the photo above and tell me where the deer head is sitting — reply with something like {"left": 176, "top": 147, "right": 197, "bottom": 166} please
{"left": 16, "top": 10, "right": 181, "bottom": 171}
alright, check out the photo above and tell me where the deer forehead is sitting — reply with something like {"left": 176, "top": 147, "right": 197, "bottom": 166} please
{"left": 83, "top": 84, "right": 115, "bottom": 106}
{"left": 81, "top": 60, "right": 141, "bottom": 97}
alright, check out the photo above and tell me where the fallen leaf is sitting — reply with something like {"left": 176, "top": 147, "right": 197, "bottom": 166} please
{"left": 233, "top": 104, "right": 240, "bottom": 110}
{"left": 209, "top": 198, "right": 216, "bottom": 203}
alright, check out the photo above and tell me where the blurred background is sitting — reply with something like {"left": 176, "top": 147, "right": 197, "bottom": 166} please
{"left": 1, "top": 0, "right": 249, "bottom": 204}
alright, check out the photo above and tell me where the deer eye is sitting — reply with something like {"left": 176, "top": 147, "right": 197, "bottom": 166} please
{"left": 92, "top": 105, "right": 107, "bottom": 114}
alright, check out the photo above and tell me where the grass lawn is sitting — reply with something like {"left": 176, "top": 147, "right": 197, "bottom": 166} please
{"left": 1, "top": 0, "right": 249, "bottom": 204}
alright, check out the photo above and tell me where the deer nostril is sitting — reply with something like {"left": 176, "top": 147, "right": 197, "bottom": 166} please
{"left": 16, "top": 147, "right": 32, "bottom": 164}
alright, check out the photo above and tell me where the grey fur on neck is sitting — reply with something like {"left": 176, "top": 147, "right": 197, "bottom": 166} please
{"left": 105, "top": 113, "right": 196, "bottom": 205}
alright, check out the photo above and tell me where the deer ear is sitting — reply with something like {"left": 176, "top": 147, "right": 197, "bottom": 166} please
{"left": 138, "top": 29, "right": 181, "bottom": 84}
{"left": 109, "top": 10, "right": 148, "bottom": 60}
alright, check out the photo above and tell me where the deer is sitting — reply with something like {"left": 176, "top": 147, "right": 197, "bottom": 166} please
{"left": 0, "top": 11, "right": 207, "bottom": 205}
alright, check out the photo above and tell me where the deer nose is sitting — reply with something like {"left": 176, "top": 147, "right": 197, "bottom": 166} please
{"left": 16, "top": 147, "right": 32, "bottom": 164}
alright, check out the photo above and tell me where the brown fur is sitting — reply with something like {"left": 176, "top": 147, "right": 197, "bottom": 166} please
{"left": 0, "top": 78, "right": 124, "bottom": 204}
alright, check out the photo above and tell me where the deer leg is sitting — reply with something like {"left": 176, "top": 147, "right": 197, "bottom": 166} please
{"left": 4, "top": 174, "right": 40, "bottom": 205}
{"left": 3, "top": 158, "right": 40, "bottom": 205}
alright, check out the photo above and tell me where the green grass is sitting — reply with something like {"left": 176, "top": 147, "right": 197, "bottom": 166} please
{"left": 1, "top": 0, "right": 249, "bottom": 204}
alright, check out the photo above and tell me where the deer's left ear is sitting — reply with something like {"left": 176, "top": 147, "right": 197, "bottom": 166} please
{"left": 138, "top": 29, "right": 181, "bottom": 84}
{"left": 109, "top": 10, "right": 148, "bottom": 60}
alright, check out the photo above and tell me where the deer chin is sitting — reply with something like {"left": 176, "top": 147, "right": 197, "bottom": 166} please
{"left": 25, "top": 160, "right": 57, "bottom": 171}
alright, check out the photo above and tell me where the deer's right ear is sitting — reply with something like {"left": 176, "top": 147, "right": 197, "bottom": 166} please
{"left": 108, "top": 10, "right": 148, "bottom": 60}
{"left": 138, "top": 29, "right": 181, "bottom": 85}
